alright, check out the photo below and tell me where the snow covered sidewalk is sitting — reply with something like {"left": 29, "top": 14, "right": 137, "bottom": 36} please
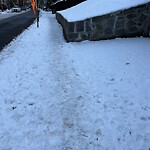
{"left": 0, "top": 11, "right": 150, "bottom": 150}
{"left": 0, "top": 11, "right": 93, "bottom": 149}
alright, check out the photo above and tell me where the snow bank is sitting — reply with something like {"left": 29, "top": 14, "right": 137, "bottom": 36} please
{"left": 59, "top": 0, "right": 150, "bottom": 22}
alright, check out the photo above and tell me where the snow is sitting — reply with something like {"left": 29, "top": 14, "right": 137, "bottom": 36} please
{"left": 59, "top": 0, "right": 150, "bottom": 22}
{"left": 0, "top": 11, "right": 150, "bottom": 149}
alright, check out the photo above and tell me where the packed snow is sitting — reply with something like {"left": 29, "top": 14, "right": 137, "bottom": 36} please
{"left": 59, "top": 0, "right": 150, "bottom": 22}
{"left": 0, "top": 11, "right": 150, "bottom": 149}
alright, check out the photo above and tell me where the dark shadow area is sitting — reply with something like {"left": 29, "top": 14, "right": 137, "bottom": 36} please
{"left": 51, "top": 0, "right": 86, "bottom": 13}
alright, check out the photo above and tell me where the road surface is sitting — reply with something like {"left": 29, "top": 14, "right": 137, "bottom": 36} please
{"left": 0, "top": 10, "right": 36, "bottom": 51}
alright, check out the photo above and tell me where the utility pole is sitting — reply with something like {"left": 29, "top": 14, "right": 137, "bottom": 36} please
{"left": 36, "top": 0, "right": 39, "bottom": 27}
{"left": 0, "top": 0, "right": 3, "bottom": 11}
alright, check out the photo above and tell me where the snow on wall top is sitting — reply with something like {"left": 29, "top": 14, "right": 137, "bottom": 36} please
{"left": 58, "top": 0, "right": 150, "bottom": 22}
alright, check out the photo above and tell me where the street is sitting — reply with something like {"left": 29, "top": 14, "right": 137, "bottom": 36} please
{"left": 0, "top": 10, "right": 36, "bottom": 51}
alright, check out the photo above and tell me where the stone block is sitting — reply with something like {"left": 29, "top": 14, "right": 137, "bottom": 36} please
{"left": 143, "top": 23, "right": 150, "bottom": 36}
{"left": 137, "top": 22, "right": 142, "bottom": 27}
{"left": 64, "top": 19, "right": 68, "bottom": 29}
{"left": 127, "top": 14, "right": 137, "bottom": 19}
{"left": 125, "top": 8, "right": 136, "bottom": 15}
{"left": 85, "top": 18, "right": 91, "bottom": 24}
{"left": 137, "top": 7, "right": 147, "bottom": 14}
{"left": 127, "top": 31, "right": 141, "bottom": 37}
{"left": 117, "top": 16, "right": 125, "bottom": 20}
{"left": 85, "top": 21, "right": 93, "bottom": 32}
{"left": 95, "top": 22, "right": 103, "bottom": 31}
{"left": 118, "top": 9, "right": 135, "bottom": 17}
{"left": 106, "top": 18, "right": 115, "bottom": 27}
{"left": 76, "top": 21, "right": 84, "bottom": 32}
{"left": 104, "top": 27, "right": 114, "bottom": 35}
{"left": 126, "top": 20, "right": 137, "bottom": 27}
{"left": 67, "top": 33, "right": 79, "bottom": 41}
{"left": 92, "top": 16, "right": 102, "bottom": 23}
{"left": 115, "top": 10, "right": 124, "bottom": 16}
{"left": 115, "top": 19, "right": 125, "bottom": 29}
{"left": 90, "top": 31, "right": 102, "bottom": 40}
{"left": 103, "top": 32, "right": 115, "bottom": 39}
{"left": 115, "top": 29, "right": 126, "bottom": 36}
{"left": 92, "top": 15, "right": 108, "bottom": 24}
{"left": 138, "top": 14, "right": 147, "bottom": 22}
{"left": 67, "top": 22, "right": 74, "bottom": 33}
{"left": 127, "top": 26, "right": 138, "bottom": 33}
{"left": 80, "top": 33, "right": 89, "bottom": 40}
{"left": 147, "top": 2, "right": 150, "bottom": 10}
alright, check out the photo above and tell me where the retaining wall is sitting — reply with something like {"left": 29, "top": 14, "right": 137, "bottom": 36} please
{"left": 56, "top": 2, "right": 150, "bottom": 42}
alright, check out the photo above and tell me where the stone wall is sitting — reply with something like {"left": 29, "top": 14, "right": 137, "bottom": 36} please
{"left": 56, "top": 2, "right": 150, "bottom": 42}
